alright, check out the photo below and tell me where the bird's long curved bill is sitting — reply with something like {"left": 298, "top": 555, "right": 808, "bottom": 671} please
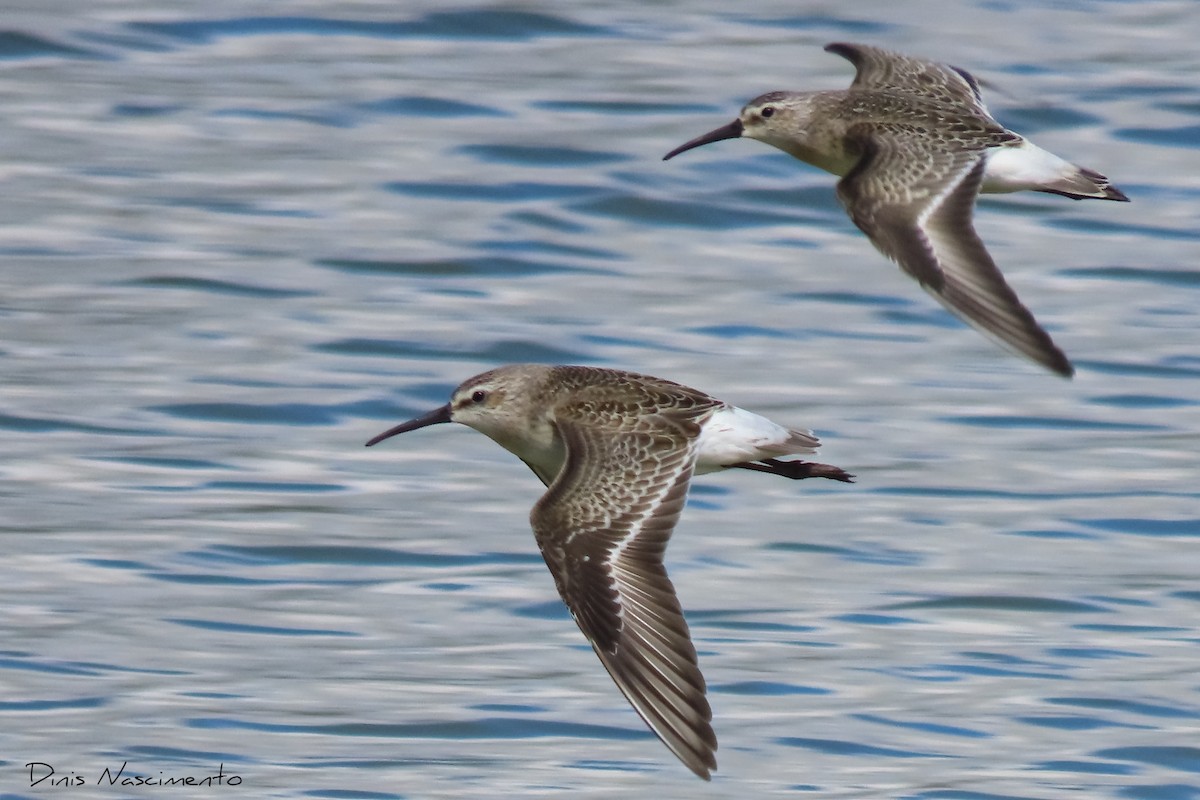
{"left": 662, "top": 118, "right": 744, "bottom": 161}
{"left": 365, "top": 404, "right": 451, "bottom": 446}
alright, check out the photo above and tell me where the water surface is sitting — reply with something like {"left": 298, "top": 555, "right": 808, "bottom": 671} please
{"left": 3, "top": 1, "right": 1199, "bottom": 798}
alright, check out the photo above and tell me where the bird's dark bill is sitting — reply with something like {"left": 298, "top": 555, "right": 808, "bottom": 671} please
{"left": 365, "top": 404, "right": 452, "bottom": 446}
{"left": 662, "top": 119, "right": 744, "bottom": 160}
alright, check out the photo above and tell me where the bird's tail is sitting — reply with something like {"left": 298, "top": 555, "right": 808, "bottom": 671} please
{"left": 1036, "top": 164, "right": 1129, "bottom": 202}
{"left": 984, "top": 141, "right": 1130, "bottom": 201}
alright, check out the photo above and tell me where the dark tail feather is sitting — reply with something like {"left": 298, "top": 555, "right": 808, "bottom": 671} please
{"left": 1038, "top": 166, "right": 1129, "bottom": 201}
{"left": 731, "top": 458, "right": 855, "bottom": 483}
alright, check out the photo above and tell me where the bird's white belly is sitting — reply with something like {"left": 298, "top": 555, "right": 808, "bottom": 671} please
{"left": 693, "top": 407, "right": 815, "bottom": 474}
{"left": 981, "top": 139, "right": 1072, "bottom": 194}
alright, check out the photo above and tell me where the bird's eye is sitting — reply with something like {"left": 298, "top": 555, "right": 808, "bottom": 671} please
{"left": 471, "top": 390, "right": 487, "bottom": 404}
{"left": 760, "top": 106, "right": 776, "bottom": 119}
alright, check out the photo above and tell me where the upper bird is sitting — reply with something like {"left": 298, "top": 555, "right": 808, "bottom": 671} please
{"left": 366, "top": 364, "right": 853, "bottom": 779}
{"left": 663, "top": 42, "right": 1130, "bottom": 378}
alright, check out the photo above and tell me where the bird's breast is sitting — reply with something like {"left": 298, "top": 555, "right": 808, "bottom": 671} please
{"left": 485, "top": 420, "right": 567, "bottom": 486}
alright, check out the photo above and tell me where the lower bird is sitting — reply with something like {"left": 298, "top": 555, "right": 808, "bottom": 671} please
{"left": 366, "top": 364, "right": 853, "bottom": 779}
{"left": 664, "top": 41, "right": 1130, "bottom": 378}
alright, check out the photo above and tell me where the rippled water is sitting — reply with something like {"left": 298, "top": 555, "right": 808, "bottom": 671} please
{"left": 3, "top": 1, "right": 1199, "bottom": 797}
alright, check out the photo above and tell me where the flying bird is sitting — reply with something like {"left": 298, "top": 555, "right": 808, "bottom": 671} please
{"left": 664, "top": 42, "right": 1129, "bottom": 378}
{"left": 367, "top": 364, "right": 853, "bottom": 778}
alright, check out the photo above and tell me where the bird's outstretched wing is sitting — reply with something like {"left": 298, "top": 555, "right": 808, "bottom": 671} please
{"left": 836, "top": 128, "right": 1074, "bottom": 377}
{"left": 530, "top": 406, "right": 717, "bottom": 779}
{"left": 826, "top": 41, "right": 989, "bottom": 112}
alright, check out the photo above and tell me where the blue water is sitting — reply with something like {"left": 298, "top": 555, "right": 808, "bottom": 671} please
{"left": 2, "top": 1, "right": 1199, "bottom": 798}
